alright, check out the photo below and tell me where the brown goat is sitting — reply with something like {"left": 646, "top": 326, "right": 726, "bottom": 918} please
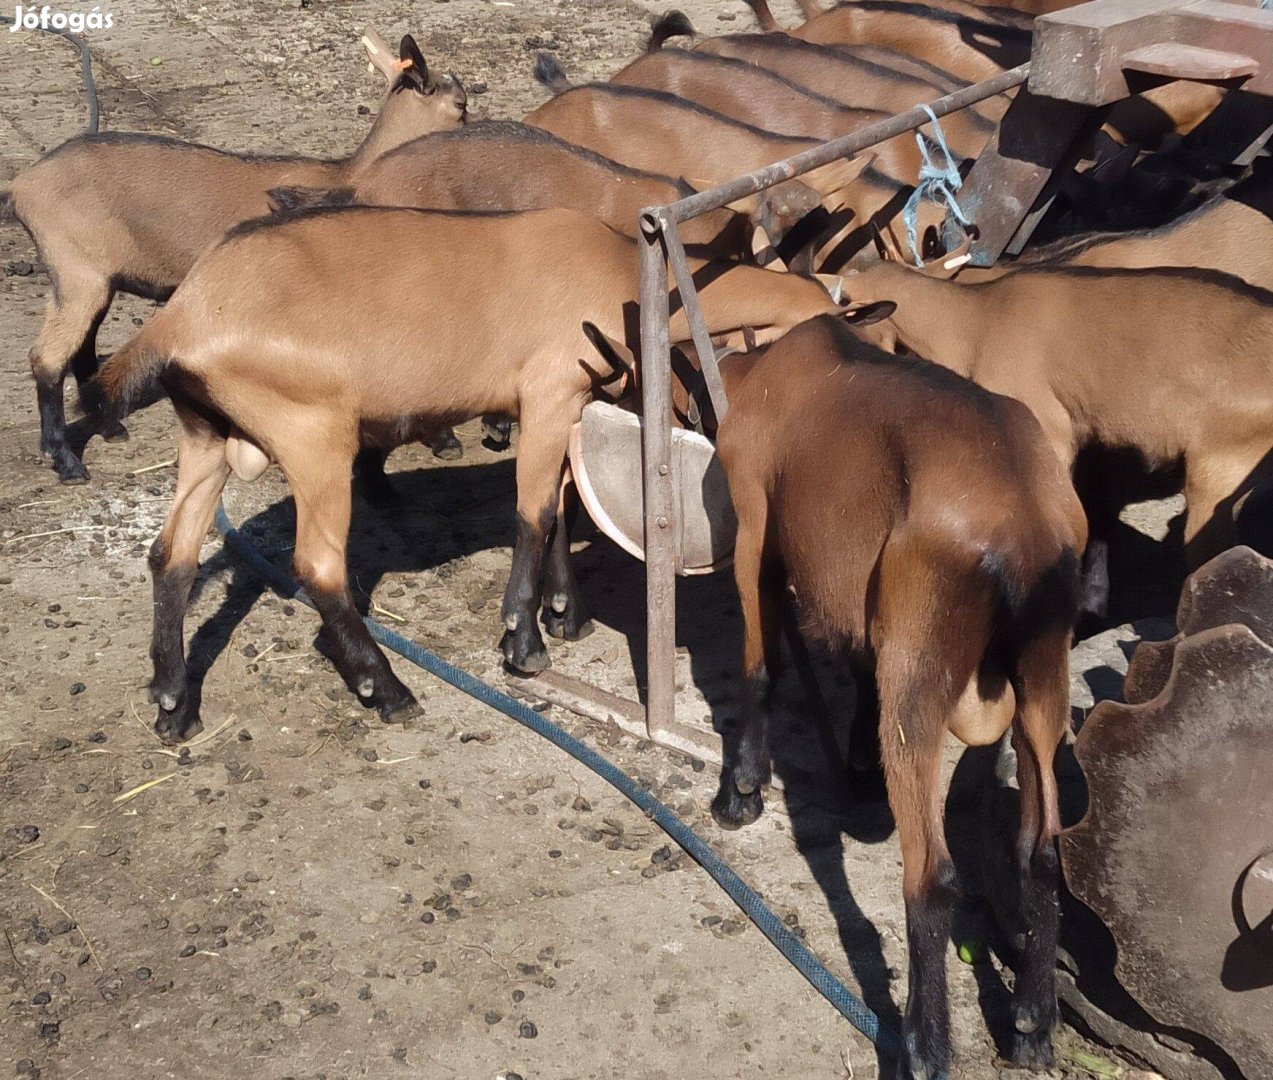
{"left": 268, "top": 120, "right": 818, "bottom": 259}
{"left": 2, "top": 31, "right": 467, "bottom": 485}
{"left": 690, "top": 28, "right": 1006, "bottom": 127}
{"left": 97, "top": 206, "right": 847, "bottom": 742}
{"left": 522, "top": 79, "right": 885, "bottom": 194}
{"left": 709, "top": 314, "right": 1084, "bottom": 1077}
{"left": 1009, "top": 183, "right": 1273, "bottom": 291}
{"left": 842, "top": 259, "right": 1273, "bottom": 567}
{"left": 603, "top": 47, "right": 998, "bottom": 163}
{"left": 788, "top": 0, "right": 1222, "bottom": 146}
{"left": 792, "top": 0, "right": 1032, "bottom": 80}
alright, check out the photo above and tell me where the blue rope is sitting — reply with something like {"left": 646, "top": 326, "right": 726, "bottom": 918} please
{"left": 214, "top": 505, "right": 901, "bottom": 1058}
{"left": 901, "top": 104, "right": 969, "bottom": 267}
{"left": 0, "top": 14, "right": 100, "bottom": 134}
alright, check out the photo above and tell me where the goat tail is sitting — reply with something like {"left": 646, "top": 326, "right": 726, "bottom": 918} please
{"left": 0, "top": 189, "right": 13, "bottom": 222}
{"left": 648, "top": 10, "right": 695, "bottom": 50}
{"left": 95, "top": 323, "right": 173, "bottom": 409}
{"left": 741, "top": 0, "right": 780, "bottom": 31}
{"left": 532, "top": 52, "right": 573, "bottom": 94}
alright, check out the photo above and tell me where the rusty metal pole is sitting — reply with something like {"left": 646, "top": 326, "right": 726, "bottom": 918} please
{"left": 638, "top": 213, "right": 677, "bottom": 741}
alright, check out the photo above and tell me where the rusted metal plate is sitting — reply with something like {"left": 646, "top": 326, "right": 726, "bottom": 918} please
{"left": 569, "top": 402, "right": 736, "bottom": 577}
{"left": 1063, "top": 623, "right": 1273, "bottom": 1078}
{"left": 1124, "top": 545, "right": 1273, "bottom": 703}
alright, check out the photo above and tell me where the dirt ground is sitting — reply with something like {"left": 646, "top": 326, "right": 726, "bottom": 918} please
{"left": 0, "top": 3, "right": 1183, "bottom": 1078}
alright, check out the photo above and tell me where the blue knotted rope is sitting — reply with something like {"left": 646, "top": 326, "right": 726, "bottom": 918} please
{"left": 901, "top": 104, "right": 970, "bottom": 267}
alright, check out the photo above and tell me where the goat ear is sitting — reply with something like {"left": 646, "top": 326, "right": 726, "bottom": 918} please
{"left": 750, "top": 225, "right": 788, "bottom": 269}
{"left": 803, "top": 153, "right": 874, "bottom": 202}
{"left": 581, "top": 322, "right": 636, "bottom": 397}
{"left": 398, "top": 35, "right": 431, "bottom": 91}
{"left": 362, "top": 27, "right": 399, "bottom": 83}
{"left": 842, "top": 300, "right": 897, "bottom": 326}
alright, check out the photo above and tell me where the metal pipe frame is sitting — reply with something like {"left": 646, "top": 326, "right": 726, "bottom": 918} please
{"left": 635, "top": 65, "right": 1030, "bottom": 749}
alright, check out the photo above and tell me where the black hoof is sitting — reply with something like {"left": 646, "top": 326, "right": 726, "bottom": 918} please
{"left": 429, "top": 432, "right": 464, "bottom": 461}
{"left": 101, "top": 422, "right": 130, "bottom": 443}
{"left": 1009, "top": 1027, "right": 1055, "bottom": 1072}
{"left": 49, "top": 451, "right": 90, "bottom": 484}
{"left": 481, "top": 416, "right": 513, "bottom": 451}
{"left": 377, "top": 693, "right": 423, "bottom": 725}
{"left": 711, "top": 778, "right": 763, "bottom": 830}
{"left": 150, "top": 689, "right": 203, "bottom": 743}
{"left": 543, "top": 609, "right": 595, "bottom": 641}
{"left": 501, "top": 630, "right": 551, "bottom": 675}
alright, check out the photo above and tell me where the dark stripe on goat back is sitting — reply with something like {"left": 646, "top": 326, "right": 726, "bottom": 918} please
{"left": 830, "top": 0, "right": 1032, "bottom": 35}
{"left": 43, "top": 130, "right": 340, "bottom": 166}
{"left": 1002, "top": 262, "right": 1273, "bottom": 308}
{"left": 637, "top": 49, "right": 859, "bottom": 111}
{"left": 378, "top": 121, "right": 694, "bottom": 192}
{"left": 219, "top": 203, "right": 618, "bottom": 245}
{"left": 547, "top": 83, "right": 815, "bottom": 140}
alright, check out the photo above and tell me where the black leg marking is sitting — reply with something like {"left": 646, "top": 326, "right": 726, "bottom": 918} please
{"left": 428, "top": 428, "right": 463, "bottom": 461}
{"left": 848, "top": 658, "right": 888, "bottom": 803}
{"left": 309, "top": 586, "right": 420, "bottom": 722}
{"left": 353, "top": 448, "right": 402, "bottom": 507}
{"left": 1010, "top": 839, "right": 1060, "bottom": 1070}
{"left": 897, "top": 863, "right": 958, "bottom": 1080}
{"left": 482, "top": 414, "right": 513, "bottom": 451}
{"left": 148, "top": 541, "right": 202, "bottom": 742}
{"left": 712, "top": 667, "right": 771, "bottom": 830}
{"left": 35, "top": 370, "right": 89, "bottom": 483}
{"left": 501, "top": 504, "right": 555, "bottom": 674}
{"left": 542, "top": 486, "right": 592, "bottom": 641}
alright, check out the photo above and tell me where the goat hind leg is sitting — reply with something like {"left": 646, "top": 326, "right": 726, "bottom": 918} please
{"left": 148, "top": 414, "right": 231, "bottom": 741}
{"left": 1007, "top": 632, "right": 1069, "bottom": 1070}
{"left": 288, "top": 445, "right": 420, "bottom": 722}
{"left": 878, "top": 653, "right": 959, "bottom": 1080}
{"left": 30, "top": 273, "right": 113, "bottom": 482}
{"left": 712, "top": 485, "right": 780, "bottom": 830}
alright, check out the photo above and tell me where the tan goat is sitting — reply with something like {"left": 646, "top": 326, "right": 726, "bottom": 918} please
{"left": 98, "top": 206, "right": 848, "bottom": 742}
{"left": 1, "top": 31, "right": 466, "bottom": 484}
{"left": 842, "top": 259, "right": 1273, "bottom": 567}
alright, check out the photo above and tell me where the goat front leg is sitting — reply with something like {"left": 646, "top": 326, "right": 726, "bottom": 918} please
{"left": 148, "top": 413, "right": 231, "bottom": 741}
{"left": 713, "top": 482, "right": 781, "bottom": 830}
{"left": 542, "top": 470, "right": 592, "bottom": 641}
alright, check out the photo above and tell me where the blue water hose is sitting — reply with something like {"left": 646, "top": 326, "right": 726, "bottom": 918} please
{"left": 0, "top": 14, "right": 100, "bottom": 134}
{"left": 19, "top": 10, "right": 900, "bottom": 1057}
{"left": 215, "top": 505, "right": 902, "bottom": 1058}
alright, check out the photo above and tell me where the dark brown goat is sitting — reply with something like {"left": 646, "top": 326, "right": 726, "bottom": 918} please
{"left": 708, "top": 314, "right": 1084, "bottom": 1078}
{"left": 1, "top": 31, "right": 466, "bottom": 484}
{"left": 97, "top": 206, "right": 847, "bottom": 742}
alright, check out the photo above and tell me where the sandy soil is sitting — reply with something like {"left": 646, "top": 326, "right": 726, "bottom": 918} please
{"left": 0, "top": 3, "right": 1180, "bottom": 1078}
